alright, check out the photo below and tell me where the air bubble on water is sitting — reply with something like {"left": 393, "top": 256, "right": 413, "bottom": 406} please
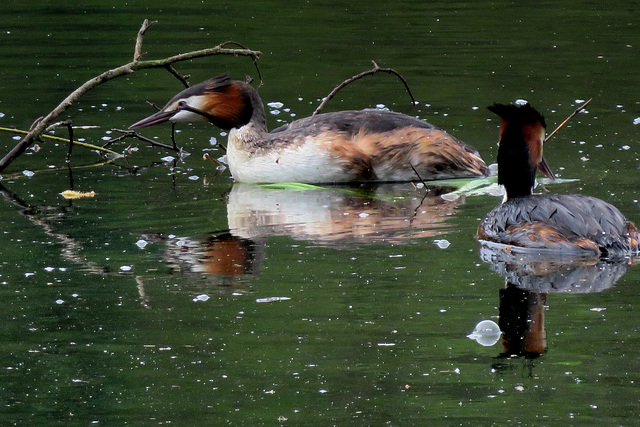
{"left": 434, "top": 239, "right": 450, "bottom": 249}
{"left": 467, "top": 320, "right": 501, "bottom": 346}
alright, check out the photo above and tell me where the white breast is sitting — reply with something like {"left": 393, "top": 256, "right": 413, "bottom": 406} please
{"left": 226, "top": 128, "right": 351, "bottom": 184}
{"left": 169, "top": 96, "right": 208, "bottom": 123}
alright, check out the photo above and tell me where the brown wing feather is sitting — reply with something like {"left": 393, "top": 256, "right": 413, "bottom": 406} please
{"left": 261, "top": 109, "right": 488, "bottom": 181}
{"left": 358, "top": 127, "right": 488, "bottom": 180}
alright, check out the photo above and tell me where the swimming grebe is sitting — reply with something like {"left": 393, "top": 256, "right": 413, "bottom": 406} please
{"left": 130, "top": 74, "right": 489, "bottom": 184}
{"left": 478, "top": 103, "right": 639, "bottom": 256}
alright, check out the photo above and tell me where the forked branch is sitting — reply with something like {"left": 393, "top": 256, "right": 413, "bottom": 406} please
{"left": 312, "top": 61, "right": 416, "bottom": 116}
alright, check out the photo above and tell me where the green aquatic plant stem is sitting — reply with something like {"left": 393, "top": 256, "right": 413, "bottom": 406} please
{"left": 0, "top": 127, "right": 120, "bottom": 156}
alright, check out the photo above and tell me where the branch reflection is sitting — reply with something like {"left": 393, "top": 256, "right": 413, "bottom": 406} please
{"left": 0, "top": 182, "right": 107, "bottom": 275}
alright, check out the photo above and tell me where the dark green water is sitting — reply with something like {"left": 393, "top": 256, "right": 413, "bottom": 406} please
{"left": 1, "top": 1, "right": 639, "bottom": 425}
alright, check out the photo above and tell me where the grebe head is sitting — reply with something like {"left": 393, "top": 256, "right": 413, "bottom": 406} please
{"left": 129, "top": 74, "right": 261, "bottom": 131}
{"left": 488, "top": 103, "right": 554, "bottom": 199}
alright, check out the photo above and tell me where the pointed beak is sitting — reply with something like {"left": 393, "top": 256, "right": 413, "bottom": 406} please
{"left": 538, "top": 156, "right": 555, "bottom": 181}
{"left": 129, "top": 109, "right": 177, "bottom": 130}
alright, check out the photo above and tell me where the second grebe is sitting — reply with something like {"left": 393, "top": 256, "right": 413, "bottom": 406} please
{"left": 478, "top": 103, "right": 639, "bottom": 256}
{"left": 130, "top": 74, "right": 489, "bottom": 184}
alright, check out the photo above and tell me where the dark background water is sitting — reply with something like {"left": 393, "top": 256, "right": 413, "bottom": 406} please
{"left": 1, "top": 1, "right": 639, "bottom": 425}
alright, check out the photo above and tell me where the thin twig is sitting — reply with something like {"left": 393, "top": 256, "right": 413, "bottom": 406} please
{"left": 145, "top": 101, "right": 162, "bottom": 112}
{"left": 170, "top": 123, "right": 177, "bottom": 151}
{"left": 0, "top": 20, "right": 261, "bottom": 173}
{"left": 43, "top": 121, "right": 75, "bottom": 162}
{"left": 203, "top": 153, "right": 226, "bottom": 167}
{"left": 409, "top": 163, "right": 427, "bottom": 188}
{"left": 544, "top": 98, "right": 592, "bottom": 143}
{"left": 44, "top": 121, "right": 69, "bottom": 134}
{"left": 220, "top": 41, "right": 264, "bottom": 85}
{"left": 61, "top": 121, "right": 74, "bottom": 163}
{"left": 407, "top": 163, "right": 430, "bottom": 227}
{"left": 165, "top": 65, "right": 191, "bottom": 88}
{"left": 313, "top": 61, "right": 416, "bottom": 116}
{"left": 111, "top": 129, "right": 179, "bottom": 151}
{"left": 133, "top": 19, "right": 157, "bottom": 62}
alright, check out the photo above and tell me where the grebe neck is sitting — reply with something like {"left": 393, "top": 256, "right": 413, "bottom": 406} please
{"left": 488, "top": 103, "right": 547, "bottom": 201}
{"left": 497, "top": 129, "right": 536, "bottom": 200}
{"left": 234, "top": 82, "right": 268, "bottom": 134}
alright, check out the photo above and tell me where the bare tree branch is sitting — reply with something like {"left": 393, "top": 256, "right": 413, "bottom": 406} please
{"left": 133, "top": 19, "right": 157, "bottom": 62}
{"left": 313, "top": 61, "right": 416, "bottom": 116}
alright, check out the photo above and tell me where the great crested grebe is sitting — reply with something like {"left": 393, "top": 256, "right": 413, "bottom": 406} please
{"left": 129, "top": 74, "right": 489, "bottom": 184}
{"left": 478, "top": 103, "right": 639, "bottom": 256}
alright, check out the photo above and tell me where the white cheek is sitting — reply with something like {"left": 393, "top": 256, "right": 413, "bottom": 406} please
{"left": 171, "top": 110, "right": 208, "bottom": 123}
{"left": 169, "top": 96, "right": 208, "bottom": 123}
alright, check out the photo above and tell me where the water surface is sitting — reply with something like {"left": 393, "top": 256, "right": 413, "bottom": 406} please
{"left": 1, "top": 1, "right": 639, "bottom": 425}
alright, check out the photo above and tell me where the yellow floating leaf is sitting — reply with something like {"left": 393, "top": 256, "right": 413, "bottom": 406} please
{"left": 60, "top": 190, "right": 96, "bottom": 200}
